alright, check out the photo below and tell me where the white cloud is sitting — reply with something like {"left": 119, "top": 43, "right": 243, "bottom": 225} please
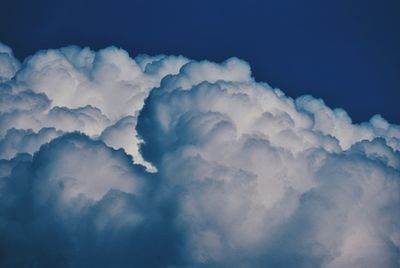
{"left": 0, "top": 43, "right": 20, "bottom": 82}
{"left": 0, "top": 42, "right": 399, "bottom": 267}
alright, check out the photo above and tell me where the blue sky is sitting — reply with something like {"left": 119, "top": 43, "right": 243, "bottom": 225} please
{"left": 1, "top": 0, "right": 399, "bottom": 123}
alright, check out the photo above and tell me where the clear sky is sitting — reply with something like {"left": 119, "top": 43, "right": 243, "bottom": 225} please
{"left": 1, "top": 0, "right": 399, "bottom": 123}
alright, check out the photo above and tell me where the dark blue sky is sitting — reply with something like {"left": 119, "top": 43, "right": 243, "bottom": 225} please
{"left": 1, "top": 0, "right": 399, "bottom": 123}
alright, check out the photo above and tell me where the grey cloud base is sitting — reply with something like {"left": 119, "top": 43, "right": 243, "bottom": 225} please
{"left": 0, "top": 42, "right": 399, "bottom": 267}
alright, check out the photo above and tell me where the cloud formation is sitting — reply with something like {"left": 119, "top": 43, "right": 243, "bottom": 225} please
{"left": 0, "top": 42, "right": 399, "bottom": 267}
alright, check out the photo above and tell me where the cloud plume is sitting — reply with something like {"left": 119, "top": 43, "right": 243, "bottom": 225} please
{"left": 0, "top": 42, "right": 399, "bottom": 267}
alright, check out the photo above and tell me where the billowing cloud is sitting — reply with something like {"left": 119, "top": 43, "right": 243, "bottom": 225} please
{"left": 0, "top": 43, "right": 20, "bottom": 82}
{"left": 0, "top": 42, "right": 399, "bottom": 267}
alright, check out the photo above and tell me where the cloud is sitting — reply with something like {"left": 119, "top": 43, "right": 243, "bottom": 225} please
{"left": 137, "top": 65, "right": 400, "bottom": 267}
{"left": 0, "top": 42, "right": 399, "bottom": 267}
{"left": 0, "top": 133, "right": 181, "bottom": 267}
{"left": 0, "top": 43, "right": 20, "bottom": 82}
{"left": 5, "top": 45, "right": 189, "bottom": 168}
{"left": 0, "top": 127, "right": 62, "bottom": 159}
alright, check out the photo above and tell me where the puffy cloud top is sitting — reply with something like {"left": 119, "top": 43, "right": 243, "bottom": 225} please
{"left": 0, "top": 42, "right": 399, "bottom": 267}
{"left": 0, "top": 43, "right": 20, "bottom": 82}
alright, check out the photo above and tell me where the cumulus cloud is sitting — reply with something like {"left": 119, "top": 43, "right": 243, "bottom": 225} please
{"left": 0, "top": 43, "right": 20, "bottom": 82}
{"left": 0, "top": 41, "right": 399, "bottom": 267}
